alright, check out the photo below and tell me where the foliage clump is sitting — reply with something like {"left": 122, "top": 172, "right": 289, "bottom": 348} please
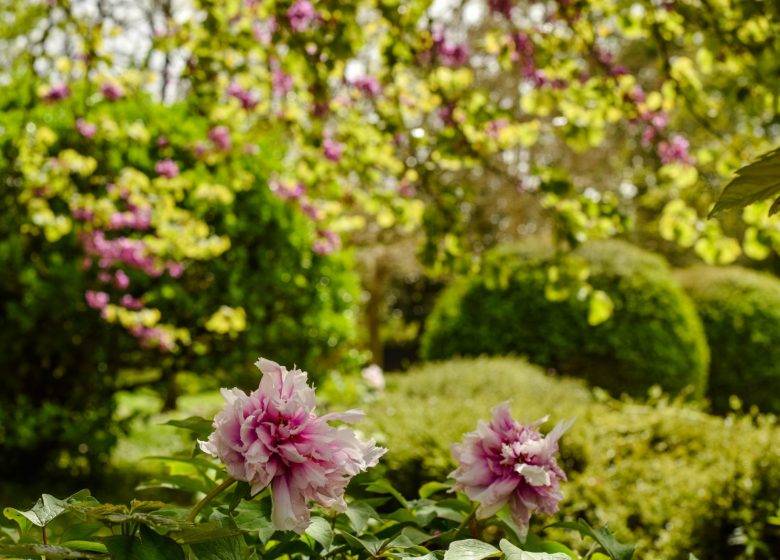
{"left": 421, "top": 240, "right": 709, "bottom": 397}
{"left": 677, "top": 265, "right": 780, "bottom": 414}
{"left": 365, "top": 357, "right": 780, "bottom": 559}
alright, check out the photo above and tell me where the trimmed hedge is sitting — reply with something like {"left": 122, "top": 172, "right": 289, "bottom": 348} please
{"left": 364, "top": 358, "right": 780, "bottom": 560}
{"left": 677, "top": 265, "right": 780, "bottom": 414}
{"left": 421, "top": 240, "right": 709, "bottom": 397}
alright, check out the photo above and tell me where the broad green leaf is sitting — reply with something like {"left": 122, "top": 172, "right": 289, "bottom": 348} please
{"left": 550, "top": 520, "right": 634, "bottom": 560}
{"left": 366, "top": 479, "right": 410, "bottom": 508}
{"left": 189, "top": 534, "right": 248, "bottom": 560}
{"left": 419, "top": 481, "right": 450, "bottom": 499}
{"left": 4, "top": 490, "right": 93, "bottom": 529}
{"left": 164, "top": 416, "right": 214, "bottom": 438}
{"left": 499, "top": 539, "right": 570, "bottom": 560}
{"left": 305, "top": 516, "right": 333, "bottom": 549}
{"left": 233, "top": 499, "right": 275, "bottom": 544}
{"left": 345, "top": 501, "right": 379, "bottom": 533}
{"left": 338, "top": 531, "right": 383, "bottom": 555}
{"left": 443, "top": 539, "right": 500, "bottom": 560}
{"left": 60, "top": 541, "right": 109, "bottom": 554}
{"left": 710, "top": 148, "right": 780, "bottom": 216}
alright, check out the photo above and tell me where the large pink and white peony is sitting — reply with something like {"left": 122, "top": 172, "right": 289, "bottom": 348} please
{"left": 199, "top": 358, "right": 386, "bottom": 533}
{"left": 450, "top": 403, "right": 573, "bottom": 534}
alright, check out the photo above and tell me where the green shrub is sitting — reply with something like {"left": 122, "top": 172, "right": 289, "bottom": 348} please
{"left": 677, "top": 265, "right": 780, "bottom": 414}
{"left": 365, "top": 358, "right": 780, "bottom": 560}
{"left": 420, "top": 240, "right": 709, "bottom": 397}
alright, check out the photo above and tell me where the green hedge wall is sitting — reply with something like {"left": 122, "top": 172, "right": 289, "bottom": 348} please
{"left": 677, "top": 265, "right": 780, "bottom": 414}
{"left": 421, "top": 240, "right": 709, "bottom": 397}
{"left": 364, "top": 358, "right": 780, "bottom": 560}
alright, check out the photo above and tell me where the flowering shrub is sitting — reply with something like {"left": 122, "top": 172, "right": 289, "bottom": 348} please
{"left": 0, "top": 357, "right": 638, "bottom": 560}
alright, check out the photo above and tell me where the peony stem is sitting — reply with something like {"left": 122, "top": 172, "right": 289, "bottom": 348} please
{"left": 456, "top": 504, "right": 479, "bottom": 536}
{"left": 187, "top": 477, "right": 237, "bottom": 522}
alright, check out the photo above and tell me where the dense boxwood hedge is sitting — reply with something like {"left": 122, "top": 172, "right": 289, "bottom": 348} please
{"left": 364, "top": 358, "right": 780, "bottom": 560}
{"left": 420, "top": 240, "right": 709, "bottom": 397}
{"left": 677, "top": 265, "right": 780, "bottom": 414}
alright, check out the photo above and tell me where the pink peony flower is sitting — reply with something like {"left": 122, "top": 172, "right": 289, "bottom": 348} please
{"left": 450, "top": 403, "right": 573, "bottom": 534}
{"left": 287, "top": 0, "right": 318, "bottom": 32}
{"left": 155, "top": 159, "right": 179, "bottom": 178}
{"left": 199, "top": 358, "right": 386, "bottom": 533}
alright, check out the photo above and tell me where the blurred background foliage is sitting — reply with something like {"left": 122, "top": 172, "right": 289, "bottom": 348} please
{"left": 2, "top": 1, "right": 780, "bottom": 556}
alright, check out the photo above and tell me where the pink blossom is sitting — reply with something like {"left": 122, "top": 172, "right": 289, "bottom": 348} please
{"left": 450, "top": 403, "right": 573, "bottom": 534}
{"left": 42, "top": 83, "right": 71, "bottom": 103}
{"left": 81, "top": 230, "right": 162, "bottom": 276}
{"left": 287, "top": 0, "right": 318, "bottom": 32}
{"left": 85, "top": 290, "right": 110, "bottom": 310}
{"left": 270, "top": 180, "right": 305, "bottom": 201}
{"left": 485, "top": 119, "right": 509, "bottom": 139}
{"left": 167, "top": 262, "right": 184, "bottom": 278}
{"left": 252, "top": 17, "right": 277, "bottom": 44}
{"left": 76, "top": 118, "right": 97, "bottom": 139}
{"left": 114, "top": 269, "right": 130, "bottom": 290}
{"left": 300, "top": 201, "right": 322, "bottom": 221}
{"left": 157, "top": 135, "right": 170, "bottom": 147}
{"left": 273, "top": 70, "right": 294, "bottom": 97}
{"left": 199, "top": 358, "right": 385, "bottom": 533}
{"left": 227, "top": 82, "right": 260, "bottom": 109}
{"left": 312, "top": 229, "right": 340, "bottom": 255}
{"left": 100, "top": 82, "right": 125, "bottom": 101}
{"left": 120, "top": 294, "right": 143, "bottom": 310}
{"left": 155, "top": 159, "right": 179, "bottom": 178}
{"left": 432, "top": 33, "right": 469, "bottom": 67}
{"left": 352, "top": 76, "right": 381, "bottom": 98}
{"left": 323, "top": 136, "right": 345, "bottom": 162}
{"left": 72, "top": 207, "right": 94, "bottom": 222}
{"left": 657, "top": 134, "right": 695, "bottom": 165}
{"left": 209, "top": 126, "right": 232, "bottom": 151}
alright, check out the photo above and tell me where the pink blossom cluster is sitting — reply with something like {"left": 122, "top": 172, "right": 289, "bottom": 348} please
{"left": 199, "top": 358, "right": 385, "bottom": 533}
{"left": 657, "top": 134, "right": 695, "bottom": 165}
{"left": 322, "top": 135, "right": 345, "bottom": 162}
{"left": 100, "top": 82, "right": 125, "bottom": 101}
{"left": 81, "top": 230, "right": 162, "bottom": 276}
{"left": 270, "top": 180, "right": 306, "bottom": 201}
{"left": 209, "top": 126, "right": 232, "bottom": 151}
{"left": 287, "top": 0, "right": 318, "bottom": 33}
{"left": 312, "top": 229, "right": 340, "bottom": 256}
{"left": 42, "top": 83, "right": 71, "bottom": 103}
{"left": 351, "top": 76, "right": 381, "bottom": 98}
{"left": 432, "top": 32, "right": 469, "bottom": 67}
{"left": 130, "top": 325, "right": 175, "bottom": 351}
{"left": 450, "top": 403, "right": 572, "bottom": 533}
{"left": 108, "top": 206, "right": 152, "bottom": 231}
{"left": 227, "top": 82, "right": 260, "bottom": 109}
{"left": 155, "top": 159, "right": 180, "bottom": 178}
{"left": 273, "top": 69, "right": 294, "bottom": 97}
{"left": 252, "top": 17, "right": 277, "bottom": 44}
{"left": 76, "top": 118, "right": 97, "bottom": 139}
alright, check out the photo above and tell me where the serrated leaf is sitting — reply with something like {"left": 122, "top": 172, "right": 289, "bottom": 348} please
{"left": 305, "top": 516, "right": 333, "bottom": 549}
{"left": 499, "top": 539, "right": 570, "bottom": 560}
{"left": 443, "top": 539, "right": 499, "bottom": 560}
{"left": 710, "top": 148, "right": 780, "bottom": 217}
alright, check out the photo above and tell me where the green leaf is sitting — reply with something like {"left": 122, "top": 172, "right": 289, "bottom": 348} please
{"left": 164, "top": 416, "right": 214, "bottom": 438}
{"left": 338, "top": 531, "right": 383, "bottom": 555}
{"left": 305, "top": 516, "right": 333, "bottom": 550}
{"left": 419, "top": 482, "right": 450, "bottom": 499}
{"left": 499, "top": 539, "right": 570, "bottom": 560}
{"left": 189, "top": 534, "right": 248, "bottom": 560}
{"left": 170, "top": 522, "right": 243, "bottom": 545}
{"left": 0, "top": 543, "right": 107, "bottom": 559}
{"left": 345, "top": 501, "right": 379, "bottom": 533}
{"left": 233, "top": 499, "right": 275, "bottom": 544}
{"left": 104, "top": 527, "right": 185, "bottom": 560}
{"left": 60, "top": 541, "right": 109, "bottom": 554}
{"left": 550, "top": 520, "right": 634, "bottom": 560}
{"left": 710, "top": 148, "right": 780, "bottom": 216}
{"left": 4, "top": 490, "right": 94, "bottom": 529}
{"left": 443, "top": 539, "right": 500, "bottom": 560}
{"left": 366, "top": 479, "right": 410, "bottom": 508}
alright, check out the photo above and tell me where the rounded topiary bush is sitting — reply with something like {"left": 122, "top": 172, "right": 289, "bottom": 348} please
{"left": 677, "top": 265, "right": 780, "bottom": 414}
{"left": 420, "top": 240, "right": 709, "bottom": 397}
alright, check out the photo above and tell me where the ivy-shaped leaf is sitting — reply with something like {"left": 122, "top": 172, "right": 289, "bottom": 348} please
{"left": 710, "top": 148, "right": 780, "bottom": 216}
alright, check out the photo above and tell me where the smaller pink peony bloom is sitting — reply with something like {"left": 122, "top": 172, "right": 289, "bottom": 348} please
{"left": 287, "top": 0, "right": 318, "bottom": 32}
{"left": 85, "top": 290, "right": 110, "bottom": 310}
{"left": 450, "top": 403, "right": 573, "bottom": 535}
{"left": 100, "top": 82, "right": 125, "bottom": 100}
{"left": 209, "top": 126, "right": 232, "bottom": 151}
{"left": 199, "top": 358, "right": 386, "bottom": 533}
{"left": 76, "top": 118, "right": 97, "bottom": 139}
{"left": 323, "top": 136, "right": 345, "bottom": 162}
{"left": 155, "top": 159, "right": 179, "bottom": 178}
{"left": 42, "top": 83, "right": 71, "bottom": 103}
